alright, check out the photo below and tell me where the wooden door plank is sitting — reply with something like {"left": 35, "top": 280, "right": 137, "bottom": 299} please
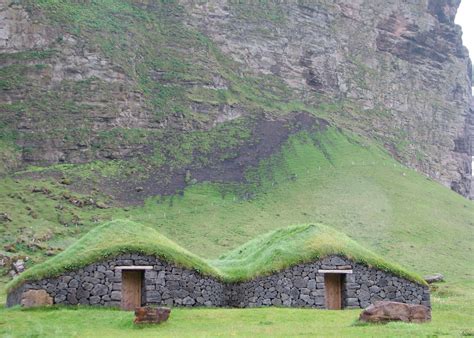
{"left": 324, "top": 274, "right": 342, "bottom": 310}
{"left": 121, "top": 271, "right": 142, "bottom": 311}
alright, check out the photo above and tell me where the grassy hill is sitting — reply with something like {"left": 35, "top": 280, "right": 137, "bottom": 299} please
{"left": 1, "top": 128, "right": 473, "bottom": 289}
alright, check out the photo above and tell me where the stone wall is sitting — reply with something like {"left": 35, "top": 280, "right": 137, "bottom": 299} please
{"left": 225, "top": 256, "right": 430, "bottom": 309}
{"left": 7, "top": 254, "right": 224, "bottom": 308}
{"left": 7, "top": 254, "right": 430, "bottom": 309}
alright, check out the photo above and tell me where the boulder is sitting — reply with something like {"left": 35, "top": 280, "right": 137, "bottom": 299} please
{"left": 21, "top": 290, "right": 53, "bottom": 308}
{"left": 134, "top": 307, "right": 171, "bottom": 324}
{"left": 0, "top": 212, "right": 12, "bottom": 222}
{"left": 424, "top": 273, "right": 444, "bottom": 284}
{"left": 13, "top": 259, "right": 25, "bottom": 273}
{"left": 359, "top": 301, "right": 431, "bottom": 323}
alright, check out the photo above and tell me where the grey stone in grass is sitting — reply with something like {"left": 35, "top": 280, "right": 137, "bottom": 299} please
{"left": 423, "top": 273, "right": 444, "bottom": 284}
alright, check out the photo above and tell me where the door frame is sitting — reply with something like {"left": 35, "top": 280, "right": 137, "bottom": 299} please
{"left": 321, "top": 270, "right": 352, "bottom": 310}
{"left": 120, "top": 269, "right": 144, "bottom": 311}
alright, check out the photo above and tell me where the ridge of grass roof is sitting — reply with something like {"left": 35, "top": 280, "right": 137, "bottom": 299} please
{"left": 6, "top": 221, "right": 426, "bottom": 292}
{"left": 213, "top": 223, "right": 426, "bottom": 285}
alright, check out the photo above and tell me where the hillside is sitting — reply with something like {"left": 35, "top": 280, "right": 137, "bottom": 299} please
{"left": 1, "top": 128, "right": 473, "bottom": 292}
{"left": 0, "top": 0, "right": 473, "bottom": 315}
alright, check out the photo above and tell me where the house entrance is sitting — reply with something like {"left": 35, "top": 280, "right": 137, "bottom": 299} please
{"left": 121, "top": 270, "right": 143, "bottom": 311}
{"left": 324, "top": 273, "right": 343, "bottom": 310}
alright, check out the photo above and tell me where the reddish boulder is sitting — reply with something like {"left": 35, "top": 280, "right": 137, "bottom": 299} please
{"left": 21, "top": 290, "right": 53, "bottom": 308}
{"left": 134, "top": 307, "right": 171, "bottom": 324}
{"left": 359, "top": 301, "right": 431, "bottom": 323}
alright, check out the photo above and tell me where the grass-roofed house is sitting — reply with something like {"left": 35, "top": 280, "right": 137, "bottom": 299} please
{"left": 6, "top": 220, "right": 430, "bottom": 310}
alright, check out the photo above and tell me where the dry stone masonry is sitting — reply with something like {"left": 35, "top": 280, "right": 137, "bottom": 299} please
{"left": 7, "top": 254, "right": 430, "bottom": 309}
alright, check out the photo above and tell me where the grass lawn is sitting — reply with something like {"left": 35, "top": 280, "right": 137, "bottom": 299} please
{"left": 0, "top": 282, "right": 473, "bottom": 338}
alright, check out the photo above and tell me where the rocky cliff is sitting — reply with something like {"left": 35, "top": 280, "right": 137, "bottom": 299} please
{"left": 0, "top": 0, "right": 472, "bottom": 197}
{"left": 181, "top": 0, "right": 473, "bottom": 196}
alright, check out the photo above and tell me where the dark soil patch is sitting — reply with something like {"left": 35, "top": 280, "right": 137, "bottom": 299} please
{"left": 100, "top": 112, "right": 328, "bottom": 205}
{"left": 15, "top": 112, "right": 329, "bottom": 206}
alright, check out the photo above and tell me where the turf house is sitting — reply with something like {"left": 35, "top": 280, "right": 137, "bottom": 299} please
{"left": 6, "top": 221, "right": 430, "bottom": 310}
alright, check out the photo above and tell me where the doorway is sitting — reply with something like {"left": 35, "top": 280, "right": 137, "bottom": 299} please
{"left": 121, "top": 270, "right": 143, "bottom": 311}
{"left": 324, "top": 273, "right": 343, "bottom": 310}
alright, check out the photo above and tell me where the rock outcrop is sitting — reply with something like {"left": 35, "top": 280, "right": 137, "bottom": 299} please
{"left": 0, "top": 0, "right": 472, "bottom": 196}
{"left": 181, "top": 0, "right": 473, "bottom": 196}
{"left": 424, "top": 273, "right": 444, "bottom": 284}
{"left": 134, "top": 307, "right": 171, "bottom": 324}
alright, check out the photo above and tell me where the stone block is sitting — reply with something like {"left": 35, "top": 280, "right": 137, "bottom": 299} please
{"left": 55, "top": 294, "right": 66, "bottom": 303}
{"left": 82, "top": 282, "right": 94, "bottom": 291}
{"left": 20, "top": 290, "right": 53, "bottom": 308}
{"left": 67, "top": 293, "right": 78, "bottom": 305}
{"left": 346, "top": 298, "right": 359, "bottom": 307}
{"left": 134, "top": 307, "right": 171, "bottom": 325}
{"left": 91, "top": 284, "right": 108, "bottom": 297}
{"left": 183, "top": 296, "right": 195, "bottom": 306}
{"left": 111, "top": 291, "right": 121, "bottom": 301}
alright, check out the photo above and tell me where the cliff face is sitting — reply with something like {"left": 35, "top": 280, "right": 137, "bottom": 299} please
{"left": 0, "top": 0, "right": 472, "bottom": 197}
{"left": 180, "top": 0, "right": 473, "bottom": 196}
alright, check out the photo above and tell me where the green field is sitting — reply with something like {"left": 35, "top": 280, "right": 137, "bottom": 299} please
{"left": 1, "top": 282, "right": 473, "bottom": 338}
{"left": 2, "top": 129, "right": 473, "bottom": 282}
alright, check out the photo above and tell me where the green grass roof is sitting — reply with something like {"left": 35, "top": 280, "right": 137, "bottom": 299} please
{"left": 212, "top": 223, "right": 426, "bottom": 284}
{"left": 6, "top": 220, "right": 426, "bottom": 292}
{"left": 6, "top": 220, "right": 220, "bottom": 292}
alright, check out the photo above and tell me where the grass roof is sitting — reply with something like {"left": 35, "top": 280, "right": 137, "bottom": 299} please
{"left": 6, "top": 220, "right": 220, "bottom": 292}
{"left": 212, "top": 223, "right": 426, "bottom": 284}
{"left": 6, "top": 220, "right": 426, "bottom": 292}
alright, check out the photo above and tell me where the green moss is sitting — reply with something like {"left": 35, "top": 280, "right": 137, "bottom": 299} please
{"left": 230, "top": 1, "right": 288, "bottom": 24}
{"left": 6, "top": 220, "right": 425, "bottom": 292}
{"left": 0, "top": 65, "right": 30, "bottom": 90}
{"left": 5, "top": 220, "right": 219, "bottom": 292}
{"left": 0, "top": 50, "right": 56, "bottom": 62}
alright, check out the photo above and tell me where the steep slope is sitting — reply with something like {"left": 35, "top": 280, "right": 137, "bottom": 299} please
{"left": 0, "top": 0, "right": 473, "bottom": 302}
{"left": 182, "top": 0, "right": 473, "bottom": 195}
{"left": 0, "top": 0, "right": 472, "bottom": 196}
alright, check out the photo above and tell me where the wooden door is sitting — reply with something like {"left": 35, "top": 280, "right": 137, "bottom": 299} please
{"left": 121, "top": 271, "right": 142, "bottom": 311}
{"left": 324, "top": 274, "right": 342, "bottom": 310}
